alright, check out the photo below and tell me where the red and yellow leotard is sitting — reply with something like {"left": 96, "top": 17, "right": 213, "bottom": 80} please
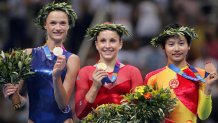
{"left": 75, "top": 65, "right": 143, "bottom": 119}
{"left": 145, "top": 65, "right": 212, "bottom": 123}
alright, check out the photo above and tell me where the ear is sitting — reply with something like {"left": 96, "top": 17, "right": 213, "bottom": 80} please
{"left": 188, "top": 46, "right": 190, "bottom": 50}
{"left": 95, "top": 41, "right": 99, "bottom": 50}
{"left": 66, "top": 24, "right": 70, "bottom": 30}
{"left": 119, "top": 40, "right": 123, "bottom": 49}
{"left": 44, "top": 22, "right": 47, "bottom": 30}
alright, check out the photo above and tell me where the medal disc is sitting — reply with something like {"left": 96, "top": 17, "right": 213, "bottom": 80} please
{"left": 96, "top": 62, "right": 107, "bottom": 70}
{"left": 53, "top": 47, "right": 63, "bottom": 56}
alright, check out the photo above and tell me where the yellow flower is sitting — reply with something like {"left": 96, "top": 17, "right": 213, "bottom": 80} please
{"left": 135, "top": 86, "right": 145, "bottom": 93}
{"left": 134, "top": 95, "right": 138, "bottom": 99}
{"left": 86, "top": 114, "right": 93, "bottom": 120}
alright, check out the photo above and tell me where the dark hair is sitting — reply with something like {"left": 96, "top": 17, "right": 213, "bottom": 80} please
{"left": 160, "top": 24, "right": 192, "bottom": 49}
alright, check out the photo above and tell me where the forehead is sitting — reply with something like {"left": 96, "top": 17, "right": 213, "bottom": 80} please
{"left": 166, "top": 34, "right": 187, "bottom": 42}
{"left": 46, "top": 10, "right": 68, "bottom": 21}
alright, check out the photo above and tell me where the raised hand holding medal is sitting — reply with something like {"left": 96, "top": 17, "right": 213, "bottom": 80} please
{"left": 205, "top": 60, "right": 217, "bottom": 80}
{"left": 96, "top": 61, "right": 120, "bottom": 85}
{"left": 52, "top": 46, "right": 66, "bottom": 77}
{"left": 95, "top": 62, "right": 108, "bottom": 85}
{"left": 204, "top": 60, "right": 218, "bottom": 95}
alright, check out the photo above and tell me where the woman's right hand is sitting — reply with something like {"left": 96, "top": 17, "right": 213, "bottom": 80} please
{"left": 92, "top": 68, "right": 108, "bottom": 89}
{"left": 3, "top": 83, "right": 18, "bottom": 99}
{"left": 85, "top": 68, "right": 108, "bottom": 103}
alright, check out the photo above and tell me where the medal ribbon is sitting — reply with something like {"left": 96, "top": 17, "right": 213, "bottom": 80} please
{"left": 43, "top": 45, "right": 53, "bottom": 60}
{"left": 168, "top": 64, "right": 208, "bottom": 83}
{"left": 101, "top": 60, "right": 120, "bottom": 84}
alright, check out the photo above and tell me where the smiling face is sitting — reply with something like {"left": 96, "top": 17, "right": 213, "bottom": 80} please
{"left": 164, "top": 35, "right": 190, "bottom": 65}
{"left": 95, "top": 30, "right": 123, "bottom": 62}
{"left": 44, "top": 10, "right": 69, "bottom": 44}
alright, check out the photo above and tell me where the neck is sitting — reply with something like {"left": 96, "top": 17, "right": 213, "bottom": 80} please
{"left": 46, "top": 40, "right": 62, "bottom": 51}
{"left": 168, "top": 60, "right": 187, "bottom": 68}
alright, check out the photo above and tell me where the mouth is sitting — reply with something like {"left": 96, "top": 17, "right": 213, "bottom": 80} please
{"left": 53, "top": 32, "right": 63, "bottom": 36}
{"left": 103, "top": 50, "right": 114, "bottom": 54}
{"left": 173, "top": 53, "right": 182, "bottom": 57}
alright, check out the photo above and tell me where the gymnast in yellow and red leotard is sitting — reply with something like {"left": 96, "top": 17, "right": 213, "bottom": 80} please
{"left": 145, "top": 24, "right": 218, "bottom": 123}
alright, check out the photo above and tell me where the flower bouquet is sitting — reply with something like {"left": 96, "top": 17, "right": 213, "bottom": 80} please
{"left": 0, "top": 49, "right": 34, "bottom": 110}
{"left": 82, "top": 85, "right": 177, "bottom": 123}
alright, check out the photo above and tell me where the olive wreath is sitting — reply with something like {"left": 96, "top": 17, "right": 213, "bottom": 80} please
{"left": 86, "top": 23, "right": 129, "bottom": 39}
{"left": 34, "top": 2, "right": 77, "bottom": 29}
{"left": 151, "top": 26, "right": 198, "bottom": 47}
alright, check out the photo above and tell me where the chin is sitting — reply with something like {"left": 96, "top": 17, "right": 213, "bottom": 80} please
{"left": 103, "top": 57, "right": 113, "bottom": 60}
{"left": 54, "top": 36, "right": 63, "bottom": 39}
{"left": 53, "top": 37, "right": 64, "bottom": 41}
{"left": 102, "top": 55, "right": 115, "bottom": 60}
{"left": 172, "top": 58, "right": 185, "bottom": 63}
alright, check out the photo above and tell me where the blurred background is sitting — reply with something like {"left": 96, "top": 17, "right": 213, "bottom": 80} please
{"left": 0, "top": 0, "right": 218, "bottom": 123}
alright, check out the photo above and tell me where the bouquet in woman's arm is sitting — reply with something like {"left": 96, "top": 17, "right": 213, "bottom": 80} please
{"left": 0, "top": 49, "right": 34, "bottom": 110}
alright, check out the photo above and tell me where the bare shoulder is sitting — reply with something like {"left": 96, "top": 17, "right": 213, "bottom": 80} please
{"left": 67, "top": 54, "right": 80, "bottom": 65}
{"left": 68, "top": 54, "right": 80, "bottom": 61}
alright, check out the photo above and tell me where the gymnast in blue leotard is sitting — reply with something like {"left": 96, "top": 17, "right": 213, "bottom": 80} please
{"left": 2, "top": 2, "right": 80, "bottom": 123}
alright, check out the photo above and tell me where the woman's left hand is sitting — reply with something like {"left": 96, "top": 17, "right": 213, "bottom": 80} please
{"left": 52, "top": 55, "right": 66, "bottom": 77}
{"left": 204, "top": 62, "right": 218, "bottom": 95}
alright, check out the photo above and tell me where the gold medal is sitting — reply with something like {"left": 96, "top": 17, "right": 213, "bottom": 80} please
{"left": 96, "top": 62, "right": 107, "bottom": 70}
{"left": 53, "top": 47, "right": 63, "bottom": 56}
{"left": 169, "top": 79, "right": 179, "bottom": 89}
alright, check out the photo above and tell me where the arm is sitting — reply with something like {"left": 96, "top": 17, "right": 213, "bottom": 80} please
{"left": 52, "top": 54, "right": 80, "bottom": 111}
{"left": 197, "top": 84, "right": 212, "bottom": 120}
{"left": 197, "top": 61, "right": 218, "bottom": 120}
{"left": 85, "top": 68, "right": 107, "bottom": 103}
{"left": 75, "top": 67, "right": 107, "bottom": 119}
{"left": 130, "top": 66, "right": 143, "bottom": 90}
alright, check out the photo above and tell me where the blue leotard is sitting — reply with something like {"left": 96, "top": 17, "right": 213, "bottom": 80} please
{"left": 26, "top": 47, "right": 72, "bottom": 123}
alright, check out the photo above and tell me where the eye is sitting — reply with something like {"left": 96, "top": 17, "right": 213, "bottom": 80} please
{"left": 167, "top": 42, "right": 174, "bottom": 46}
{"left": 110, "top": 38, "right": 116, "bottom": 43}
{"left": 179, "top": 41, "right": 185, "bottom": 45}
{"left": 99, "top": 38, "right": 106, "bottom": 43}
{"left": 179, "top": 42, "right": 184, "bottom": 45}
{"left": 50, "top": 21, "right": 56, "bottom": 25}
{"left": 60, "top": 21, "right": 67, "bottom": 26}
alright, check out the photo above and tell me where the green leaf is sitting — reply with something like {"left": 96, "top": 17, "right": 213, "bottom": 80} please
{"left": 0, "top": 49, "right": 35, "bottom": 85}
{"left": 18, "top": 61, "right": 23, "bottom": 70}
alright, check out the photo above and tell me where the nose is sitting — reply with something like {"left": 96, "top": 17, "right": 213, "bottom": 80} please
{"left": 174, "top": 44, "right": 179, "bottom": 51}
{"left": 55, "top": 24, "right": 61, "bottom": 30}
{"left": 105, "top": 41, "right": 111, "bottom": 48}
